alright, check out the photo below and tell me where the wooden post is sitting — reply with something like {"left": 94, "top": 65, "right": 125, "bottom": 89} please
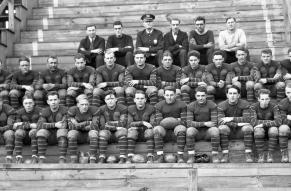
{"left": 7, "top": 0, "right": 14, "bottom": 31}
{"left": 283, "top": 0, "right": 291, "bottom": 42}
{"left": 188, "top": 169, "right": 198, "bottom": 191}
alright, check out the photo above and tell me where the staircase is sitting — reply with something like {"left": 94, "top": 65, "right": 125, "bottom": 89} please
{"left": 5, "top": 0, "right": 291, "bottom": 71}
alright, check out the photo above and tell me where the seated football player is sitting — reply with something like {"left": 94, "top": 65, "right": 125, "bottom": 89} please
{"left": 217, "top": 85, "right": 254, "bottom": 163}
{"left": 37, "top": 91, "right": 68, "bottom": 163}
{"left": 156, "top": 50, "right": 182, "bottom": 101}
{"left": 250, "top": 89, "right": 282, "bottom": 163}
{"left": 0, "top": 58, "right": 11, "bottom": 105}
{"left": 280, "top": 48, "right": 291, "bottom": 86}
{"left": 67, "top": 94, "right": 99, "bottom": 163}
{"left": 13, "top": 95, "right": 41, "bottom": 163}
{"left": 154, "top": 86, "right": 187, "bottom": 163}
{"left": 126, "top": 90, "right": 155, "bottom": 163}
{"left": 180, "top": 50, "right": 207, "bottom": 103}
{"left": 186, "top": 86, "right": 220, "bottom": 163}
{"left": 97, "top": 90, "right": 128, "bottom": 163}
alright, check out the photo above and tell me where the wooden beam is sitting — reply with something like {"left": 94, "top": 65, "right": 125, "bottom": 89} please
{"left": 0, "top": 0, "right": 8, "bottom": 14}
{"left": 7, "top": 0, "right": 14, "bottom": 31}
{"left": 283, "top": 0, "right": 291, "bottom": 41}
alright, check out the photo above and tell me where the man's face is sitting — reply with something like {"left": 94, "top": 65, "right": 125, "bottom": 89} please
{"left": 19, "top": 60, "right": 30, "bottom": 74}
{"left": 23, "top": 98, "right": 34, "bottom": 112}
{"left": 188, "top": 56, "right": 200, "bottom": 68}
{"left": 134, "top": 53, "right": 146, "bottom": 67}
{"left": 236, "top": 50, "right": 247, "bottom": 64}
{"left": 134, "top": 93, "right": 146, "bottom": 108}
{"left": 143, "top": 20, "right": 153, "bottom": 30}
{"left": 162, "top": 55, "right": 173, "bottom": 70}
{"left": 47, "top": 58, "right": 58, "bottom": 71}
{"left": 104, "top": 52, "right": 116, "bottom": 68}
{"left": 86, "top": 26, "right": 96, "bottom": 38}
{"left": 164, "top": 90, "right": 176, "bottom": 104}
{"left": 195, "top": 91, "right": 207, "bottom": 104}
{"left": 285, "top": 87, "right": 291, "bottom": 101}
{"left": 288, "top": 51, "right": 291, "bottom": 62}
{"left": 114, "top": 24, "right": 123, "bottom": 37}
{"left": 195, "top": 20, "right": 205, "bottom": 33}
{"left": 227, "top": 88, "right": 240, "bottom": 104}
{"left": 75, "top": 57, "right": 86, "bottom": 70}
{"left": 105, "top": 94, "right": 117, "bottom": 108}
{"left": 258, "top": 93, "right": 270, "bottom": 109}
{"left": 77, "top": 99, "right": 89, "bottom": 113}
{"left": 171, "top": 20, "right": 180, "bottom": 33}
{"left": 47, "top": 95, "right": 60, "bottom": 109}
{"left": 226, "top": 18, "right": 236, "bottom": 31}
{"left": 213, "top": 55, "right": 224, "bottom": 68}
{"left": 261, "top": 53, "right": 272, "bottom": 65}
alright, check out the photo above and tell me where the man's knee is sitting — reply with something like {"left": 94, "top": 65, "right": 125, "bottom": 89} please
{"left": 99, "top": 130, "right": 111, "bottom": 141}
{"left": 208, "top": 126, "right": 219, "bottom": 137}
{"left": 15, "top": 129, "right": 26, "bottom": 139}
{"left": 207, "top": 86, "right": 216, "bottom": 95}
{"left": 36, "top": 129, "right": 50, "bottom": 139}
{"left": 153, "top": 126, "right": 166, "bottom": 137}
{"left": 34, "top": 90, "right": 44, "bottom": 99}
{"left": 125, "top": 87, "right": 135, "bottom": 96}
{"left": 174, "top": 125, "right": 186, "bottom": 136}
{"left": 254, "top": 127, "right": 265, "bottom": 138}
{"left": 246, "top": 81, "right": 255, "bottom": 90}
{"left": 29, "top": 129, "right": 38, "bottom": 138}
{"left": 93, "top": 88, "right": 104, "bottom": 97}
{"left": 279, "top": 125, "right": 290, "bottom": 136}
{"left": 181, "top": 85, "right": 191, "bottom": 93}
{"left": 276, "top": 82, "right": 285, "bottom": 90}
{"left": 9, "top": 89, "right": 20, "bottom": 97}
{"left": 242, "top": 124, "right": 253, "bottom": 133}
{"left": 58, "top": 89, "right": 67, "bottom": 98}
{"left": 88, "top": 130, "right": 99, "bottom": 139}
{"left": 127, "top": 128, "right": 138, "bottom": 140}
{"left": 114, "top": 87, "right": 125, "bottom": 95}
{"left": 144, "top": 129, "right": 154, "bottom": 139}
{"left": 268, "top": 127, "right": 279, "bottom": 137}
{"left": 67, "top": 130, "right": 79, "bottom": 140}
{"left": 254, "top": 83, "right": 263, "bottom": 91}
{"left": 218, "top": 125, "right": 230, "bottom": 135}
{"left": 3, "top": 130, "right": 14, "bottom": 141}
{"left": 186, "top": 127, "right": 198, "bottom": 137}
{"left": 115, "top": 127, "right": 127, "bottom": 139}
{"left": 57, "top": 129, "right": 68, "bottom": 139}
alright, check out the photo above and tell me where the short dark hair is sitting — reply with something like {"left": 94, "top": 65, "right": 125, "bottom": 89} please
{"left": 47, "top": 55, "right": 58, "bottom": 62}
{"left": 226, "top": 85, "right": 241, "bottom": 95}
{"left": 85, "top": 24, "right": 96, "bottom": 29}
{"left": 22, "top": 94, "right": 34, "bottom": 103}
{"left": 104, "top": 90, "right": 116, "bottom": 98}
{"left": 164, "top": 86, "right": 176, "bottom": 93}
{"left": 47, "top": 91, "right": 59, "bottom": 100}
{"left": 195, "top": 86, "right": 207, "bottom": 94}
{"left": 261, "top": 48, "right": 272, "bottom": 55}
{"left": 212, "top": 50, "right": 225, "bottom": 58}
{"left": 258, "top": 88, "right": 271, "bottom": 98}
{"left": 74, "top": 53, "right": 86, "bottom": 61}
{"left": 235, "top": 47, "right": 247, "bottom": 54}
{"left": 19, "top": 56, "right": 30, "bottom": 63}
{"left": 171, "top": 18, "right": 181, "bottom": 24}
{"left": 135, "top": 90, "right": 146, "bottom": 97}
{"left": 194, "top": 16, "right": 205, "bottom": 24}
{"left": 162, "top": 50, "right": 173, "bottom": 59}
{"left": 226, "top": 17, "right": 236, "bottom": 23}
{"left": 134, "top": 50, "right": 145, "bottom": 56}
{"left": 113, "top": 21, "right": 123, "bottom": 27}
{"left": 188, "top": 50, "right": 200, "bottom": 59}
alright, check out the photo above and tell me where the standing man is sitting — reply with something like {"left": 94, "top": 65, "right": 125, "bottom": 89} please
{"left": 136, "top": 14, "right": 163, "bottom": 67}
{"left": 0, "top": 59, "right": 11, "bottom": 105}
{"left": 78, "top": 24, "right": 105, "bottom": 68}
{"left": 106, "top": 21, "right": 134, "bottom": 67}
{"left": 164, "top": 18, "right": 188, "bottom": 67}
{"left": 189, "top": 16, "right": 215, "bottom": 65}
{"left": 9, "top": 56, "right": 39, "bottom": 109}
{"left": 34, "top": 55, "right": 67, "bottom": 107}
{"left": 218, "top": 17, "right": 247, "bottom": 64}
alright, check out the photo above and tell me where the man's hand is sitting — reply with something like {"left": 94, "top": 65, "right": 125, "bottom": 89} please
{"left": 91, "top": 48, "right": 103, "bottom": 54}
{"left": 143, "top": 121, "right": 153, "bottom": 129}
{"left": 128, "top": 80, "right": 139, "bottom": 87}
{"left": 220, "top": 117, "right": 234, "bottom": 124}
{"left": 204, "top": 121, "right": 216, "bottom": 127}
{"left": 0, "top": 84, "right": 8, "bottom": 88}
{"left": 106, "top": 48, "right": 119, "bottom": 52}
{"left": 254, "top": 124, "right": 263, "bottom": 130}
{"left": 259, "top": 78, "right": 267, "bottom": 84}
{"left": 30, "top": 123, "right": 37, "bottom": 129}
{"left": 237, "top": 123, "right": 250, "bottom": 127}
{"left": 82, "top": 83, "right": 93, "bottom": 90}
{"left": 55, "top": 121, "right": 65, "bottom": 129}
{"left": 232, "top": 76, "right": 239, "bottom": 83}
{"left": 116, "top": 127, "right": 123, "bottom": 131}
{"left": 13, "top": 122, "right": 23, "bottom": 130}
{"left": 97, "top": 82, "right": 107, "bottom": 89}
{"left": 180, "top": 78, "right": 189, "bottom": 85}
{"left": 137, "top": 47, "right": 150, "bottom": 52}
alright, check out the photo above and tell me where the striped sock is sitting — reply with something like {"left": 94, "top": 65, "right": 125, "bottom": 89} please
{"left": 246, "top": 89, "right": 255, "bottom": 102}
{"left": 211, "top": 136, "right": 220, "bottom": 152}
{"left": 118, "top": 137, "right": 127, "bottom": 156}
{"left": 279, "top": 136, "right": 288, "bottom": 151}
{"left": 154, "top": 134, "right": 163, "bottom": 152}
{"left": 59, "top": 97, "right": 66, "bottom": 106}
{"left": 10, "top": 96, "right": 20, "bottom": 109}
{"left": 146, "top": 139, "right": 154, "bottom": 155}
{"left": 126, "top": 96, "right": 134, "bottom": 106}
{"left": 66, "top": 96, "right": 75, "bottom": 107}
{"left": 158, "top": 96, "right": 164, "bottom": 102}
{"left": 149, "top": 93, "right": 158, "bottom": 105}
{"left": 58, "top": 137, "right": 67, "bottom": 158}
{"left": 277, "top": 88, "right": 286, "bottom": 100}
{"left": 207, "top": 94, "right": 214, "bottom": 101}
{"left": 220, "top": 134, "right": 229, "bottom": 151}
{"left": 244, "top": 132, "right": 253, "bottom": 151}
{"left": 2, "top": 95, "right": 9, "bottom": 105}
{"left": 89, "top": 138, "right": 98, "bottom": 157}
{"left": 127, "top": 138, "right": 135, "bottom": 155}
{"left": 37, "top": 137, "right": 48, "bottom": 157}
{"left": 68, "top": 138, "right": 78, "bottom": 156}
{"left": 92, "top": 95, "right": 102, "bottom": 107}
{"left": 177, "top": 132, "right": 186, "bottom": 153}
{"left": 268, "top": 136, "right": 278, "bottom": 152}
{"left": 87, "top": 93, "right": 93, "bottom": 105}
{"left": 254, "top": 137, "right": 265, "bottom": 153}
{"left": 31, "top": 138, "right": 38, "bottom": 156}
{"left": 181, "top": 92, "right": 190, "bottom": 104}
{"left": 14, "top": 136, "right": 23, "bottom": 156}
{"left": 35, "top": 98, "right": 44, "bottom": 108}
{"left": 116, "top": 95, "right": 125, "bottom": 105}
{"left": 5, "top": 139, "right": 14, "bottom": 156}
{"left": 99, "top": 138, "right": 108, "bottom": 156}
{"left": 186, "top": 136, "right": 195, "bottom": 152}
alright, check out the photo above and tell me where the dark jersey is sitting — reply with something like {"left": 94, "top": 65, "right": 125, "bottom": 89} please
{"left": 38, "top": 106, "right": 68, "bottom": 129}
{"left": 278, "top": 98, "right": 291, "bottom": 126}
{"left": 97, "top": 104, "right": 127, "bottom": 130}
{"left": 15, "top": 107, "right": 41, "bottom": 129}
{"left": 67, "top": 66, "right": 95, "bottom": 87}
{"left": 156, "top": 65, "right": 181, "bottom": 89}
{"left": 10, "top": 70, "right": 39, "bottom": 89}
{"left": 67, "top": 106, "right": 98, "bottom": 130}
{"left": 125, "top": 64, "right": 156, "bottom": 88}
{"left": 127, "top": 104, "right": 155, "bottom": 128}
{"left": 0, "top": 104, "right": 16, "bottom": 131}
{"left": 36, "top": 68, "right": 67, "bottom": 90}
{"left": 181, "top": 65, "right": 205, "bottom": 88}
{"left": 96, "top": 64, "right": 125, "bottom": 87}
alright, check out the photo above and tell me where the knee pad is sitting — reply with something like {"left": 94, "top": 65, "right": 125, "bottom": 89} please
{"left": 99, "top": 130, "right": 111, "bottom": 140}
{"left": 186, "top": 127, "right": 198, "bottom": 137}
{"left": 0, "top": 90, "right": 9, "bottom": 97}
{"left": 254, "top": 127, "right": 265, "bottom": 138}
{"left": 254, "top": 83, "right": 263, "bottom": 91}
{"left": 158, "top": 89, "right": 164, "bottom": 97}
{"left": 88, "top": 130, "right": 99, "bottom": 139}
{"left": 3, "top": 130, "right": 15, "bottom": 141}
{"left": 29, "top": 129, "right": 37, "bottom": 138}
{"left": 232, "top": 81, "right": 241, "bottom": 89}
{"left": 176, "top": 89, "right": 181, "bottom": 95}
{"left": 57, "top": 129, "right": 68, "bottom": 139}
{"left": 218, "top": 125, "right": 230, "bottom": 135}
{"left": 127, "top": 128, "right": 138, "bottom": 140}
{"left": 153, "top": 126, "right": 166, "bottom": 137}
{"left": 208, "top": 126, "right": 219, "bottom": 137}
{"left": 84, "top": 88, "right": 93, "bottom": 95}
{"left": 15, "top": 129, "right": 26, "bottom": 139}
{"left": 67, "top": 89, "right": 77, "bottom": 97}
{"left": 115, "top": 127, "right": 127, "bottom": 139}
{"left": 181, "top": 85, "right": 191, "bottom": 93}
{"left": 174, "top": 125, "right": 186, "bottom": 136}
{"left": 67, "top": 130, "right": 79, "bottom": 140}
{"left": 125, "top": 87, "right": 135, "bottom": 96}
{"left": 36, "top": 129, "right": 50, "bottom": 139}
{"left": 242, "top": 124, "right": 253, "bottom": 133}
{"left": 33, "top": 90, "right": 44, "bottom": 99}
{"left": 58, "top": 89, "right": 67, "bottom": 98}
{"left": 114, "top": 87, "right": 125, "bottom": 95}
{"left": 144, "top": 129, "right": 154, "bottom": 139}
{"left": 146, "top": 86, "right": 158, "bottom": 97}
{"left": 93, "top": 88, "right": 104, "bottom": 96}
{"left": 279, "top": 125, "right": 291, "bottom": 136}
{"left": 207, "top": 86, "right": 216, "bottom": 95}
{"left": 246, "top": 81, "right": 255, "bottom": 90}
{"left": 268, "top": 127, "right": 279, "bottom": 137}
{"left": 9, "top": 89, "right": 20, "bottom": 97}
{"left": 276, "top": 82, "right": 285, "bottom": 90}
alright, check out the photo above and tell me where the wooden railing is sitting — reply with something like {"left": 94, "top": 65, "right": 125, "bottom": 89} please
{"left": 283, "top": 0, "right": 291, "bottom": 42}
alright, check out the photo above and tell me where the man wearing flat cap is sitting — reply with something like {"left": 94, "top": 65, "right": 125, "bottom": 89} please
{"left": 136, "top": 14, "right": 164, "bottom": 67}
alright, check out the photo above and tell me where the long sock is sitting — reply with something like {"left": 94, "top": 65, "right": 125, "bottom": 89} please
{"left": 68, "top": 138, "right": 78, "bottom": 156}
{"left": 177, "top": 132, "right": 186, "bottom": 153}
{"left": 255, "top": 137, "right": 265, "bottom": 153}
{"left": 116, "top": 95, "right": 125, "bottom": 105}
{"left": 149, "top": 93, "right": 158, "bottom": 105}
{"left": 5, "top": 139, "right": 14, "bottom": 156}
{"left": 279, "top": 136, "right": 288, "bottom": 152}
{"left": 186, "top": 136, "right": 195, "bottom": 152}
{"left": 277, "top": 88, "right": 285, "bottom": 100}
{"left": 220, "top": 134, "right": 229, "bottom": 151}
{"left": 146, "top": 139, "right": 154, "bottom": 155}
{"left": 59, "top": 97, "right": 66, "bottom": 106}
{"left": 92, "top": 95, "right": 101, "bottom": 107}
{"left": 87, "top": 93, "right": 93, "bottom": 105}
{"left": 35, "top": 98, "right": 44, "bottom": 108}
{"left": 10, "top": 96, "right": 20, "bottom": 109}
{"left": 207, "top": 94, "right": 214, "bottom": 101}
{"left": 99, "top": 138, "right": 108, "bottom": 156}
{"left": 246, "top": 90, "right": 255, "bottom": 102}
{"left": 126, "top": 96, "right": 134, "bottom": 106}
{"left": 118, "top": 137, "right": 127, "bottom": 156}
{"left": 2, "top": 95, "right": 9, "bottom": 105}
{"left": 154, "top": 134, "right": 163, "bottom": 152}
{"left": 31, "top": 138, "right": 38, "bottom": 156}
{"left": 211, "top": 136, "right": 220, "bottom": 152}
{"left": 127, "top": 138, "right": 135, "bottom": 155}
{"left": 14, "top": 136, "right": 23, "bottom": 156}
{"left": 58, "top": 137, "right": 67, "bottom": 158}
{"left": 37, "top": 136, "right": 48, "bottom": 157}
{"left": 66, "top": 96, "right": 75, "bottom": 107}
{"left": 89, "top": 138, "right": 98, "bottom": 157}
{"left": 176, "top": 94, "right": 181, "bottom": 101}
{"left": 244, "top": 132, "right": 253, "bottom": 151}
{"left": 181, "top": 92, "right": 190, "bottom": 104}
{"left": 268, "top": 136, "right": 278, "bottom": 152}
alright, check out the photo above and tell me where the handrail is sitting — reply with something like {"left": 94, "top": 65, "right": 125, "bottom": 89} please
{"left": 283, "top": 0, "right": 291, "bottom": 41}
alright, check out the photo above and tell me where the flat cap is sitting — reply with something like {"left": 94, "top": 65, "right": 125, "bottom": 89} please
{"left": 141, "top": 14, "right": 155, "bottom": 21}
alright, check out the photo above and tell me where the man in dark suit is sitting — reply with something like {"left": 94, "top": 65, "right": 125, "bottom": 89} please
{"left": 136, "top": 14, "right": 164, "bottom": 67}
{"left": 78, "top": 24, "right": 105, "bottom": 68}
{"left": 164, "top": 18, "right": 188, "bottom": 67}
